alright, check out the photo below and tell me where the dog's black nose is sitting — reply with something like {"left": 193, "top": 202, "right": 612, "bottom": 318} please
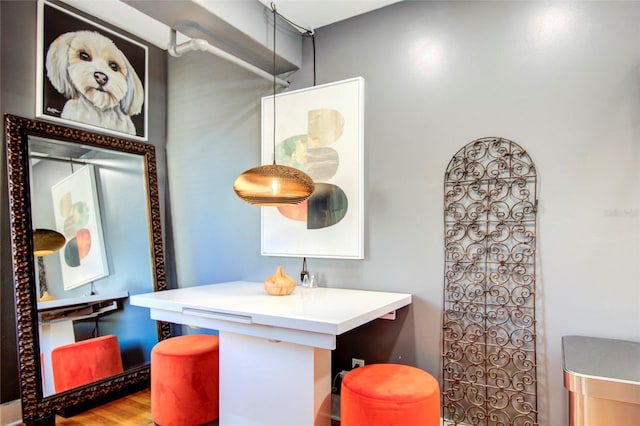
{"left": 94, "top": 71, "right": 108, "bottom": 86}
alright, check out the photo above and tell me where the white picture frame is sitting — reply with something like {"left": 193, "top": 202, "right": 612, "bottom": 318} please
{"left": 51, "top": 165, "right": 109, "bottom": 290}
{"left": 261, "top": 77, "right": 365, "bottom": 259}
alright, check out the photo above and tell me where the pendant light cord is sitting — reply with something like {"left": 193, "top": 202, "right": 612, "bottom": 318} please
{"left": 271, "top": 3, "right": 317, "bottom": 86}
{"left": 311, "top": 33, "right": 316, "bottom": 86}
{"left": 269, "top": 2, "right": 319, "bottom": 164}
{"left": 272, "top": 2, "right": 277, "bottom": 165}
{"left": 233, "top": 3, "right": 315, "bottom": 205}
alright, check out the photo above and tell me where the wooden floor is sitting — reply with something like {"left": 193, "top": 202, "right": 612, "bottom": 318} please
{"left": 54, "top": 388, "right": 153, "bottom": 426}
{"left": 25, "top": 387, "right": 340, "bottom": 425}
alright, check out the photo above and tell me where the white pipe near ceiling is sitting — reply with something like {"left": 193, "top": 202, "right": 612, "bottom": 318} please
{"left": 167, "top": 30, "right": 290, "bottom": 88}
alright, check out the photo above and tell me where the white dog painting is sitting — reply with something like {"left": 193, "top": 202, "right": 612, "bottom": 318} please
{"left": 45, "top": 30, "right": 144, "bottom": 136}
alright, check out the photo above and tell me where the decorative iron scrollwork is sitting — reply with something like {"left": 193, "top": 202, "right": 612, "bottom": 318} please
{"left": 442, "top": 137, "right": 538, "bottom": 425}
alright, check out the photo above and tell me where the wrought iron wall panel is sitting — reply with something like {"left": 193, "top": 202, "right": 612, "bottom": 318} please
{"left": 442, "top": 137, "right": 538, "bottom": 426}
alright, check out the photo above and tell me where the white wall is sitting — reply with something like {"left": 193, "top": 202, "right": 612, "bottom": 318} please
{"left": 166, "top": 1, "right": 640, "bottom": 425}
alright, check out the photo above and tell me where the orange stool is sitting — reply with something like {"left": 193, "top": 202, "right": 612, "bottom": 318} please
{"left": 51, "top": 335, "right": 123, "bottom": 392}
{"left": 341, "top": 363, "right": 440, "bottom": 426}
{"left": 151, "top": 334, "right": 220, "bottom": 426}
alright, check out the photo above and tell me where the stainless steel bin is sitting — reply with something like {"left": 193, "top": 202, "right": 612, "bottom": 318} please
{"left": 562, "top": 335, "right": 640, "bottom": 426}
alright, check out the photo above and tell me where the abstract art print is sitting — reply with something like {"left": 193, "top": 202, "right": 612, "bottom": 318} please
{"left": 51, "top": 165, "right": 109, "bottom": 290}
{"left": 261, "top": 77, "right": 364, "bottom": 259}
{"left": 36, "top": 0, "right": 148, "bottom": 140}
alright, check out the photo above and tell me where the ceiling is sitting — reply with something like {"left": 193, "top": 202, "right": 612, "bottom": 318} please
{"left": 257, "top": 0, "right": 403, "bottom": 32}
{"left": 65, "top": 0, "right": 405, "bottom": 75}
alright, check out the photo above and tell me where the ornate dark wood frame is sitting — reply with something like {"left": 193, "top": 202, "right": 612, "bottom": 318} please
{"left": 4, "top": 114, "right": 171, "bottom": 423}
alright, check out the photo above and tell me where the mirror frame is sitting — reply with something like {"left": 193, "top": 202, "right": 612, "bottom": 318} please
{"left": 4, "top": 114, "right": 171, "bottom": 422}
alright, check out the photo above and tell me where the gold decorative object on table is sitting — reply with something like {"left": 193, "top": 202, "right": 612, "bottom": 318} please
{"left": 264, "top": 266, "right": 296, "bottom": 296}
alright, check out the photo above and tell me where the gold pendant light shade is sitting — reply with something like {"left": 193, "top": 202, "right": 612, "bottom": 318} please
{"left": 233, "top": 2, "right": 315, "bottom": 207}
{"left": 233, "top": 164, "right": 314, "bottom": 206}
{"left": 33, "top": 228, "right": 66, "bottom": 257}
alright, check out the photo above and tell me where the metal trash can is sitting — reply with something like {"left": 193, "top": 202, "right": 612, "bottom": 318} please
{"left": 562, "top": 335, "right": 640, "bottom": 425}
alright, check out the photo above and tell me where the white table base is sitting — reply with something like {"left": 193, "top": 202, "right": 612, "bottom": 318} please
{"left": 220, "top": 331, "right": 331, "bottom": 426}
{"left": 39, "top": 321, "right": 76, "bottom": 396}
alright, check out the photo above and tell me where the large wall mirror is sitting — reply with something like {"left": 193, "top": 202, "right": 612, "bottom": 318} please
{"left": 4, "top": 114, "right": 170, "bottom": 423}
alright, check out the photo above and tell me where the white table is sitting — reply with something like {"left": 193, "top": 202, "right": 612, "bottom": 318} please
{"left": 131, "top": 281, "right": 411, "bottom": 426}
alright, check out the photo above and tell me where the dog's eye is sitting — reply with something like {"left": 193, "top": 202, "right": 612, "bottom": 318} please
{"left": 78, "top": 50, "right": 91, "bottom": 61}
{"left": 109, "top": 61, "right": 120, "bottom": 72}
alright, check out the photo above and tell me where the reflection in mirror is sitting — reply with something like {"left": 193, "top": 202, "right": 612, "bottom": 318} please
{"left": 29, "top": 137, "right": 156, "bottom": 396}
{"left": 5, "top": 114, "right": 170, "bottom": 423}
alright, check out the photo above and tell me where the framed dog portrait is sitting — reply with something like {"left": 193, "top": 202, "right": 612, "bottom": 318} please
{"left": 51, "top": 165, "right": 109, "bottom": 291}
{"left": 261, "top": 77, "right": 365, "bottom": 259}
{"left": 36, "top": 0, "right": 148, "bottom": 141}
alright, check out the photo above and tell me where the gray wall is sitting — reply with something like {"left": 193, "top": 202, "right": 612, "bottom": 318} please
{"left": 0, "top": 0, "right": 168, "bottom": 403}
{"left": 167, "top": 2, "right": 640, "bottom": 425}
{"left": 2, "top": 1, "right": 639, "bottom": 425}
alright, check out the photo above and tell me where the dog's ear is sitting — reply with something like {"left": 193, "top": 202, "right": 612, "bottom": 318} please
{"left": 120, "top": 55, "right": 144, "bottom": 116}
{"left": 45, "top": 32, "right": 78, "bottom": 99}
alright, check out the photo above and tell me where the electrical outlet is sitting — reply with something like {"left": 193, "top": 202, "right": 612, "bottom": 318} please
{"left": 352, "top": 358, "right": 365, "bottom": 368}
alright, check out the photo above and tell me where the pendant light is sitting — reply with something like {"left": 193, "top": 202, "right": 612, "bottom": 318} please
{"left": 33, "top": 228, "right": 65, "bottom": 257}
{"left": 233, "top": 3, "right": 314, "bottom": 206}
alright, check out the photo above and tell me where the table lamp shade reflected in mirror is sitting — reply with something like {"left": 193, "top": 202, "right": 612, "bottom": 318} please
{"left": 33, "top": 228, "right": 66, "bottom": 302}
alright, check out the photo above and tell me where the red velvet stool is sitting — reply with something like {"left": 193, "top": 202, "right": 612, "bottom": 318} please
{"left": 51, "top": 335, "right": 123, "bottom": 392}
{"left": 341, "top": 363, "right": 440, "bottom": 426}
{"left": 151, "top": 334, "right": 220, "bottom": 426}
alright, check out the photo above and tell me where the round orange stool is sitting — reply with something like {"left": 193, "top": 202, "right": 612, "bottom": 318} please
{"left": 51, "top": 335, "right": 123, "bottom": 392}
{"left": 341, "top": 363, "right": 440, "bottom": 426}
{"left": 151, "top": 334, "right": 219, "bottom": 426}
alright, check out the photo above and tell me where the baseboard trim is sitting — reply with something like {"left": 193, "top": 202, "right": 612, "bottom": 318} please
{"left": 0, "top": 399, "right": 22, "bottom": 426}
